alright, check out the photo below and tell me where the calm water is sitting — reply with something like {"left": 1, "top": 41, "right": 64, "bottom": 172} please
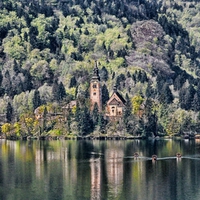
{"left": 0, "top": 139, "right": 200, "bottom": 200}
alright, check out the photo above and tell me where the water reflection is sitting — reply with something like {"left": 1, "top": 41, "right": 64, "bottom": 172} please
{"left": 90, "top": 156, "right": 101, "bottom": 200}
{"left": 1, "top": 139, "right": 200, "bottom": 199}
{"left": 105, "top": 143, "right": 124, "bottom": 199}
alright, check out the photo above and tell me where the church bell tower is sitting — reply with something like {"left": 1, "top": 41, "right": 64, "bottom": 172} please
{"left": 90, "top": 61, "right": 102, "bottom": 112}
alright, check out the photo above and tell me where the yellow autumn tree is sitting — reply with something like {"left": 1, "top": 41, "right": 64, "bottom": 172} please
{"left": 131, "top": 95, "right": 144, "bottom": 117}
{"left": 1, "top": 123, "right": 11, "bottom": 135}
{"left": 14, "top": 122, "right": 21, "bottom": 137}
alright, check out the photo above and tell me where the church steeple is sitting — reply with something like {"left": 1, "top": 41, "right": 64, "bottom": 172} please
{"left": 92, "top": 60, "right": 100, "bottom": 81}
{"left": 90, "top": 61, "right": 102, "bottom": 112}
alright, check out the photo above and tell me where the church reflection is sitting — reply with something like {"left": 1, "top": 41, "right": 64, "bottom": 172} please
{"left": 89, "top": 141, "right": 124, "bottom": 199}
{"left": 105, "top": 147, "right": 124, "bottom": 198}
{"left": 90, "top": 156, "right": 102, "bottom": 200}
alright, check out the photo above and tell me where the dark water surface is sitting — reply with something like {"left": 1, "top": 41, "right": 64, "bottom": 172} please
{"left": 0, "top": 139, "right": 200, "bottom": 200}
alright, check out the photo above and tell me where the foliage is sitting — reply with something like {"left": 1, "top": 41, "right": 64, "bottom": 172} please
{"left": 1, "top": 0, "right": 200, "bottom": 137}
{"left": 1, "top": 123, "right": 11, "bottom": 135}
{"left": 131, "top": 95, "right": 144, "bottom": 116}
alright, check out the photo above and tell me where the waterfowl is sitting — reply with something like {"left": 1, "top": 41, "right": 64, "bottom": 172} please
{"left": 176, "top": 153, "right": 182, "bottom": 158}
{"left": 134, "top": 152, "right": 139, "bottom": 158}
{"left": 152, "top": 155, "right": 157, "bottom": 161}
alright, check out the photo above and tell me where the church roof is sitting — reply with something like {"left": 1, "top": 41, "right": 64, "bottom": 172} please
{"left": 115, "top": 91, "right": 126, "bottom": 104}
{"left": 108, "top": 98, "right": 120, "bottom": 105}
{"left": 107, "top": 91, "right": 126, "bottom": 107}
{"left": 91, "top": 61, "right": 100, "bottom": 81}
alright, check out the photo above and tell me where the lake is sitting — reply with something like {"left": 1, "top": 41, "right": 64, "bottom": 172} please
{"left": 0, "top": 138, "right": 200, "bottom": 200}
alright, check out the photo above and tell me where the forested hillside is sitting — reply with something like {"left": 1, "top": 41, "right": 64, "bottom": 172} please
{"left": 1, "top": 0, "right": 200, "bottom": 138}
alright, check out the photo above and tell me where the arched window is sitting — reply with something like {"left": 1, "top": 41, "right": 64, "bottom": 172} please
{"left": 111, "top": 106, "right": 115, "bottom": 113}
{"left": 93, "top": 84, "right": 97, "bottom": 88}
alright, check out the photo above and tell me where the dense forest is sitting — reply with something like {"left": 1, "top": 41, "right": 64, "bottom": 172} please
{"left": 1, "top": 0, "right": 200, "bottom": 139}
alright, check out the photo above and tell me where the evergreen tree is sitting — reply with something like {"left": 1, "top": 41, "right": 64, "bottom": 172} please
{"left": 23, "top": 71, "right": 32, "bottom": 91}
{"left": 13, "top": 60, "right": 20, "bottom": 74}
{"left": 98, "top": 113, "right": 107, "bottom": 134}
{"left": 14, "top": 78, "right": 23, "bottom": 95}
{"left": 196, "top": 82, "right": 200, "bottom": 97}
{"left": 100, "top": 66, "right": 108, "bottom": 81}
{"left": 69, "top": 76, "right": 77, "bottom": 88}
{"left": 33, "top": 89, "right": 41, "bottom": 110}
{"left": 58, "top": 81, "right": 66, "bottom": 101}
{"left": 180, "top": 85, "right": 195, "bottom": 110}
{"left": 127, "top": 71, "right": 131, "bottom": 78}
{"left": 112, "top": 72, "right": 115, "bottom": 80}
{"left": 192, "top": 93, "right": 200, "bottom": 112}
{"left": 179, "top": 87, "right": 187, "bottom": 109}
{"left": 65, "top": 105, "right": 72, "bottom": 133}
{"left": 146, "top": 82, "right": 155, "bottom": 98}
{"left": 52, "top": 79, "right": 59, "bottom": 102}
{"left": 174, "top": 73, "right": 186, "bottom": 91}
{"left": 0, "top": 71, "right": 3, "bottom": 86}
{"left": 102, "top": 84, "right": 109, "bottom": 106}
{"left": 92, "top": 102, "right": 99, "bottom": 128}
{"left": 123, "top": 94, "right": 133, "bottom": 134}
{"left": 156, "top": 74, "right": 165, "bottom": 93}
{"left": 132, "top": 74, "right": 136, "bottom": 83}
{"left": 159, "top": 83, "right": 174, "bottom": 104}
{"left": 84, "top": 27, "right": 89, "bottom": 35}
{"left": 76, "top": 106, "right": 92, "bottom": 136}
{"left": 140, "top": 71, "right": 148, "bottom": 83}
{"left": 116, "top": 74, "right": 126, "bottom": 89}
{"left": 6, "top": 102, "right": 13, "bottom": 123}
{"left": 145, "top": 113, "right": 158, "bottom": 137}
{"left": 75, "top": 102, "right": 81, "bottom": 122}
{"left": 2, "top": 70, "right": 13, "bottom": 96}
{"left": 144, "top": 98, "right": 153, "bottom": 117}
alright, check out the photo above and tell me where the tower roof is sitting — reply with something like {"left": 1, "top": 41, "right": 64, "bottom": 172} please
{"left": 91, "top": 61, "right": 100, "bottom": 81}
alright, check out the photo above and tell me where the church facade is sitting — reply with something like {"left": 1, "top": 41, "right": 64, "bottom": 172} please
{"left": 90, "top": 63, "right": 126, "bottom": 119}
{"left": 105, "top": 86, "right": 126, "bottom": 118}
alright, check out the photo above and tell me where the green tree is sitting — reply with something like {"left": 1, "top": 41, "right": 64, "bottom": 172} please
{"left": 159, "top": 83, "right": 174, "bottom": 104}
{"left": 58, "top": 81, "right": 67, "bottom": 101}
{"left": 180, "top": 85, "right": 195, "bottom": 110}
{"left": 100, "top": 66, "right": 109, "bottom": 81}
{"left": 132, "top": 95, "right": 144, "bottom": 116}
{"left": 2, "top": 70, "right": 12, "bottom": 96}
{"left": 98, "top": 113, "right": 107, "bottom": 134}
{"left": 6, "top": 102, "right": 13, "bottom": 123}
{"left": 52, "top": 79, "right": 59, "bottom": 102}
{"left": 76, "top": 106, "right": 92, "bottom": 136}
{"left": 192, "top": 93, "right": 200, "bottom": 112}
{"left": 33, "top": 89, "right": 41, "bottom": 110}
{"left": 92, "top": 102, "right": 99, "bottom": 128}
{"left": 69, "top": 76, "right": 77, "bottom": 88}
{"left": 123, "top": 94, "right": 133, "bottom": 134}
{"left": 102, "top": 84, "right": 109, "bottom": 106}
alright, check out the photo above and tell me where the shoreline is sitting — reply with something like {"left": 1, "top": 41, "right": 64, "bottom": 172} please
{"left": 1, "top": 134, "right": 199, "bottom": 141}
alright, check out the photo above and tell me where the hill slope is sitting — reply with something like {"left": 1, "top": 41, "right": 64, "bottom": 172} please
{"left": 0, "top": 0, "right": 200, "bottom": 137}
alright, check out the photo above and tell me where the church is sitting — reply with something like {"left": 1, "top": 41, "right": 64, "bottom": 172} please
{"left": 90, "top": 62, "right": 126, "bottom": 119}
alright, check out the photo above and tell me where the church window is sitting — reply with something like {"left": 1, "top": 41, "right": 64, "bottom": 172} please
{"left": 93, "top": 92, "right": 96, "bottom": 96}
{"left": 93, "top": 84, "right": 97, "bottom": 88}
{"left": 112, "top": 106, "right": 115, "bottom": 113}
